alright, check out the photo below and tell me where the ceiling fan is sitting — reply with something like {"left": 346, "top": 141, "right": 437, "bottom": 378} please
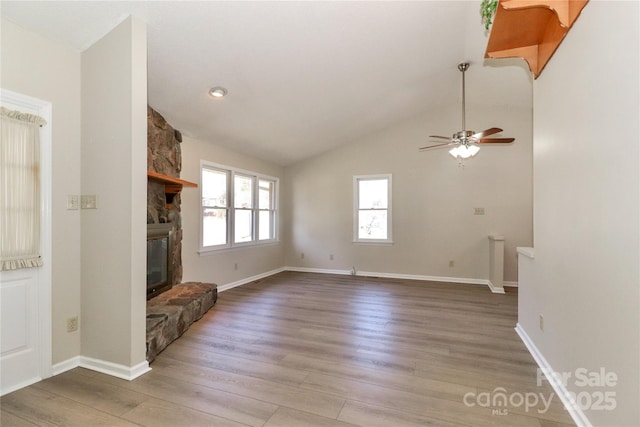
{"left": 419, "top": 62, "right": 514, "bottom": 160}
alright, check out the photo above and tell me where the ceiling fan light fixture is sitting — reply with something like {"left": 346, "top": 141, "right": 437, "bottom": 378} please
{"left": 467, "top": 145, "right": 480, "bottom": 157}
{"left": 449, "top": 144, "right": 480, "bottom": 159}
{"left": 208, "top": 86, "right": 228, "bottom": 98}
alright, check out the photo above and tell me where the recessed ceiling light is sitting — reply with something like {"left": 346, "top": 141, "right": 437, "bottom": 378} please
{"left": 208, "top": 87, "right": 228, "bottom": 98}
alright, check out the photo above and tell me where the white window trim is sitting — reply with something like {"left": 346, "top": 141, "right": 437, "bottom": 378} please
{"left": 199, "top": 160, "right": 279, "bottom": 255}
{"left": 353, "top": 174, "right": 393, "bottom": 245}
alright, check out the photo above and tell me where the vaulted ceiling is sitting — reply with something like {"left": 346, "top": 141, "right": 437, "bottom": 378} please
{"left": 1, "top": 1, "right": 531, "bottom": 165}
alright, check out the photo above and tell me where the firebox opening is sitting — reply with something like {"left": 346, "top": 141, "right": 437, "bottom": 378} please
{"left": 147, "top": 223, "right": 174, "bottom": 300}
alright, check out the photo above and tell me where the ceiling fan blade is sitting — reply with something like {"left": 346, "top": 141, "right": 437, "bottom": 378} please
{"left": 419, "top": 142, "right": 456, "bottom": 151}
{"left": 477, "top": 137, "right": 515, "bottom": 144}
{"left": 428, "top": 135, "right": 452, "bottom": 140}
{"left": 472, "top": 127, "right": 503, "bottom": 139}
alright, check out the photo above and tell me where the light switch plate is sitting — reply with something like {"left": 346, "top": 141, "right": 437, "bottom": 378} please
{"left": 66, "top": 195, "right": 79, "bottom": 210}
{"left": 81, "top": 195, "right": 97, "bottom": 209}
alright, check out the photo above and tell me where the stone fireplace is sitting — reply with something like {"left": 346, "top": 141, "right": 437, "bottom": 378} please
{"left": 145, "top": 106, "right": 218, "bottom": 362}
{"left": 147, "top": 107, "right": 184, "bottom": 298}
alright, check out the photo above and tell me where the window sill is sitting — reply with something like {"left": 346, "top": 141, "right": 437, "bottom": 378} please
{"left": 198, "top": 240, "right": 280, "bottom": 256}
{"left": 352, "top": 240, "right": 394, "bottom": 246}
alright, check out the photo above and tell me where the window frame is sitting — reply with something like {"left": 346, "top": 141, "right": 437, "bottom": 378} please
{"left": 232, "top": 173, "right": 256, "bottom": 246}
{"left": 353, "top": 174, "right": 393, "bottom": 245}
{"left": 200, "top": 160, "right": 278, "bottom": 254}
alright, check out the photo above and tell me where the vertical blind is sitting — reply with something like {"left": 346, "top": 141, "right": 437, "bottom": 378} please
{"left": 0, "top": 106, "right": 47, "bottom": 271}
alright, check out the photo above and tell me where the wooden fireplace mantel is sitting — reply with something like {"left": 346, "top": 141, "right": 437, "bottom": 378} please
{"left": 147, "top": 171, "right": 197, "bottom": 208}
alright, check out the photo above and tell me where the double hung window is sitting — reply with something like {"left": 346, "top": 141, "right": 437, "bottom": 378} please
{"left": 201, "top": 162, "right": 277, "bottom": 251}
{"left": 353, "top": 174, "right": 392, "bottom": 244}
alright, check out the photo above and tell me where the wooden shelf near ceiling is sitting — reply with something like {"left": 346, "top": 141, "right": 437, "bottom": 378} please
{"left": 147, "top": 171, "right": 197, "bottom": 208}
{"left": 485, "top": 0, "right": 588, "bottom": 79}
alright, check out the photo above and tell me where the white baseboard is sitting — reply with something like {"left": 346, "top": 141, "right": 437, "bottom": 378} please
{"left": 1, "top": 376, "right": 42, "bottom": 396}
{"left": 487, "top": 280, "right": 506, "bottom": 294}
{"left": 217, "top": 267, "right": 286, "bottom": 292}
{"left": 51, "top": 356, "right": 151, "bottom": 381}
{"left": 504, "top": 280, "right": 518, "bottom": 288}
{"left": 284, "top": 266, "right": 352, "bottom": 276}
{"left": 515, "top": 323, "right": 591, "bottom": 427}
{"left": 356, "top": 269, "right": 490, "bottom": 286}
{"left": 284, "top": 266, "right": 506, "bottom": 292}
{"left": 219, "top": 266, "right": 515, "bottom": 296}
{"left": 52, "top": 356, "right": 82, "bottom": 376}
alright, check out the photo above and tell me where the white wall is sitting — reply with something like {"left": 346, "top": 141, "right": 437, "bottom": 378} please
{"left": 521, "top": 2, "right": 639, "bottom": 425}
{"left": 283, "top": 94, "right": 533, "bottom": 282}
{"left": 80, "top": 17, "right": 148, "bottom": 368}
{"left": 1, "top": 19, "right": 82, "bottom": 365}
{"left": 180, "top": 135, "right": 285, "bottom": 287}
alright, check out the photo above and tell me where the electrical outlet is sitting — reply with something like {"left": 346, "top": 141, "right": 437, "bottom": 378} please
{"left": 449, "top": 260, "right": 455, "bottom": 268}
{"left": 300, "top": 252, "right": 305, "bottom": 259}
{"left": 67, "top": 316, "right": 78, "bottom": 332}
{"left": 329, "top": 254, "right": 334, "bottom": 261}
{"left": 539, "top": 314, "right": 544, "bottom": 331}
{"left": 234, "top": 263, "right": 238, "bottom": 271}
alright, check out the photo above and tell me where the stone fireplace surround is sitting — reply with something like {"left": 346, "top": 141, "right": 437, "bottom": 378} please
{"left": 146, "top": 106, "right": 217, "bottom": 362}
{"left": 147, "top": 106, "right": 183, "bottom": 289}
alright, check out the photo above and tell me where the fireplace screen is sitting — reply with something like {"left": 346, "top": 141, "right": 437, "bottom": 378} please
{"left": 147, "top": 223, "right": 174, "bottom": 299}
{"left": 147, "top": 238, "right": 167, "bottom": 286}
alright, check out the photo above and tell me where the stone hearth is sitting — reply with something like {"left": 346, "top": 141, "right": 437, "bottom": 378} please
{"left": 146, "top": 282, "right": 217, "bottom": 362}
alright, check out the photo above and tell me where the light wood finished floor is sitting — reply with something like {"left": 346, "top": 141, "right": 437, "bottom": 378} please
{"left": 1, "top": 272, "right": 575, "bottom": 426}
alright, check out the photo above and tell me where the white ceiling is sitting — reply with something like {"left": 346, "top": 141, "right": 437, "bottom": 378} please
{"left": 1, "top": 1, "right": 530, "bottom": 165}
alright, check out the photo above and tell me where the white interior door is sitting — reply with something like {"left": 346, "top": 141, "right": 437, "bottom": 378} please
{"left": 0, "top": 269, "right": 42, "bottom": 393}
{"left": 0, "top": 89, "right": 52, "bottom": 395}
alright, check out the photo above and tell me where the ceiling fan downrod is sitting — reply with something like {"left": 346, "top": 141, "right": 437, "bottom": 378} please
{"left": 458, "top": 62, "right": 469, "bottom": 136}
